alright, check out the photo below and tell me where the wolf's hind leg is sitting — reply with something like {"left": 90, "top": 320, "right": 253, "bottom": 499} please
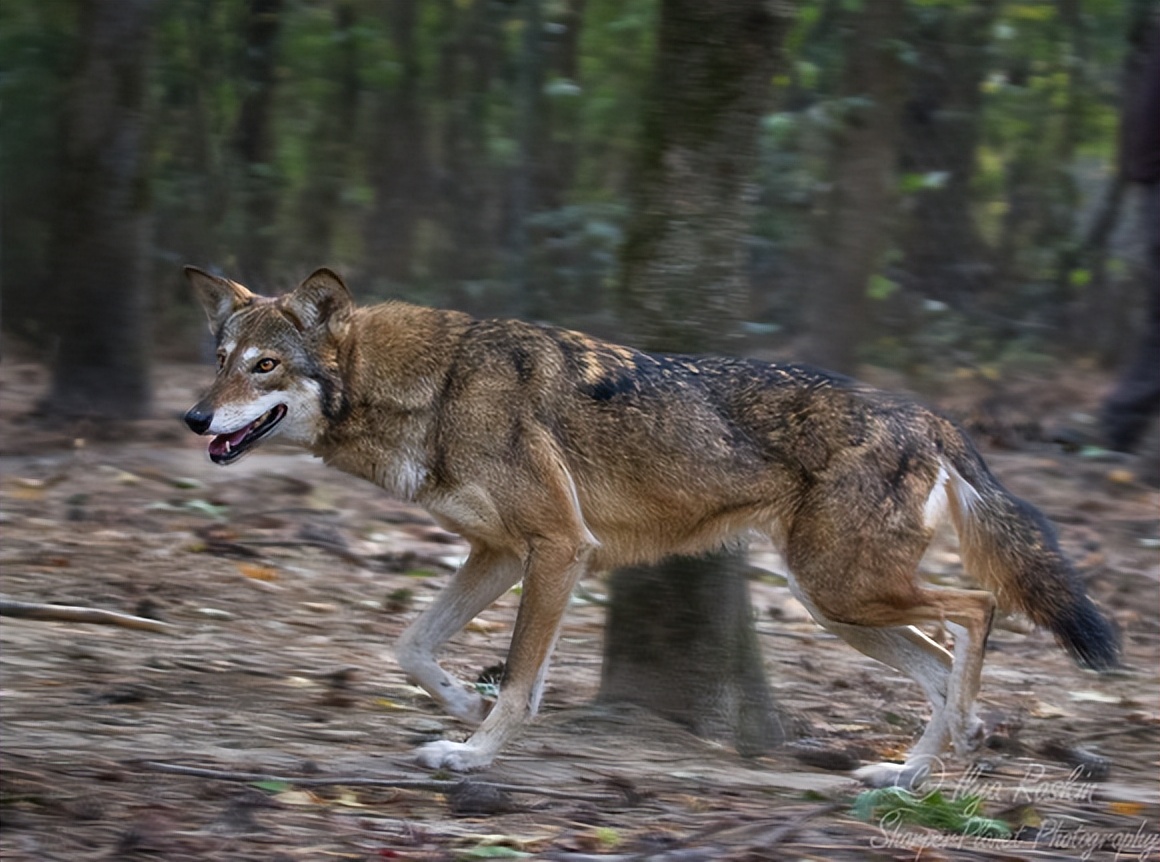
{"left": 785, "top": 482, "right": 993, "bottom": 789}
{"left": 822, "top": 622, "right": 953, "bottom": 748}
{"left": 814, "top": 590, "right": 994, "bottom": 789}
{"left": 395, "top": 547, "right": 523, "bottom": 725}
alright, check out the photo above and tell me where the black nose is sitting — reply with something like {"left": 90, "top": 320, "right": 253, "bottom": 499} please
{"left": 185, "top": 406, "right": 213, "bottom": 435}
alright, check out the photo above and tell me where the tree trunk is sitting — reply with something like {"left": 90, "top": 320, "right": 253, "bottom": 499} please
{"left": 804, "top": 0, "right": 905, "bottom": 375}
{"left": 428, "top": 0, "right": 501, "bottom": 303}
{"left": 234, "top": 0, "right": 283, "bottom": 286}
{"left": 617, "top": 0, "right": 783, "bottom": 354}
{"left": 363, "top": 0, "right": 428, "bottom": 286}
{"left": 539, "top": 0, "right": 585, "bottom": 210}
{"left": 44, "top": 0, "right": 155, "bottom": 420}
{"left": 524, "top": 0, "right": 586, "bottom": 319}
{"left": 601, "top": 551, "right": 790, "bottom": 755}
{"left": 509, "top": 0, "right": 545, "bottom": 310}
{"left": 294, "top": 0, "right": 360, "bottom": 269}
{"left": 599, "top": 0, "right": 793, "bottom": 757}
{"left": 898, "top": 0, "right": 998, "bottom": 305}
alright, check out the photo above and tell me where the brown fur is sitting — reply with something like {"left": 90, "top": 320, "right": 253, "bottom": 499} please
{"left": 184, "top": 267, "right": 1118, "bottom": 783}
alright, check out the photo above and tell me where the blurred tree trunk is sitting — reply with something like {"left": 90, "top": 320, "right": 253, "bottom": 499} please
{"left": 538, "top": 0, "right": 585, "bottom": 210}
{"left": 601, "top": 552, "right": 791, "bottom": 755}
{"left": 510, "top": 0, "right": 545, "bottom": 308}
{"left": 44, "top": 0, "right": 155, "bottom": 420}
{"left": 805, "top": 0, "right": 905, "bottom": 375}
{"left": 150, "top": 0, "right": 232, "bottom": 319}
{"left": 599, "top": 0, "right": 793, "bottom": 757}
{"left": 1071, "top": 0, "right": 1158, "bottom": 360}
{"left": 364, "top": 0, "right": 428, "bottom": 285}
{"left": 432, "top": 0, "right": 503, "bottom": 304}
{"left": 234, "top": 0, "right": 283, "bottom": 285}
{"left": 617, "top": 0, "right": 781, "bottom": 352}
{"left": 525, "top": 0, "right": 587, "bottom": 319}
{"left": 898, "top": 0, "right": 998, "bottom": 305}
{"left": 294, "top": 0, "right": 360, "bottom": 269}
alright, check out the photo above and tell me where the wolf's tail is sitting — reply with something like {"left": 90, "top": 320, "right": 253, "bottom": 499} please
{"left": 938, "top": 424, "right": 1120, "bottom": 671}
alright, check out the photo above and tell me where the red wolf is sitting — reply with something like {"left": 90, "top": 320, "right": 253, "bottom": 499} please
{"left": 184, "top": 267, "right": 1119, "bottom": 786}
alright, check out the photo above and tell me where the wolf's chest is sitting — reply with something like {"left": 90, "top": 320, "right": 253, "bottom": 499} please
{"left": 321, "top": 439, "right": 429, "bottom": 502}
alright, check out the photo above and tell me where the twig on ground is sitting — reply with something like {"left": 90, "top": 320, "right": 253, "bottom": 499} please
{"left": 544, "top": 802, "right": 845, "bottom": 861}
{"left": 134, "top": 760, "right": 615, "bottom": 803}
{"left": 0, "top": 598, "right": 175, "bottom": 634}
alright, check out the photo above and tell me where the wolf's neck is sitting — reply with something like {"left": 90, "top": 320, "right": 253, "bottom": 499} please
{"left": 347, "top": 303, "right": 467, "bottom": 408}
{"left": 311, "top": 301, "right": 471, "bottom": 500}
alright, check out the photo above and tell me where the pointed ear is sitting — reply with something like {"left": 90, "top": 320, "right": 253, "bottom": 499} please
{"left": 283, "top": 268, "right": 354, "bottom": 335}
{"left": 185, "top": 266, "right": 255, "bottom": 333}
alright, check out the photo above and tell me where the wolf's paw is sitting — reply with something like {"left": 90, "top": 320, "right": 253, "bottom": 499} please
{"left": 414, "top": 739, "right": 495, "bottom": 772}
{"left": 854, "top": 759, "right": 935, "bottom": 791}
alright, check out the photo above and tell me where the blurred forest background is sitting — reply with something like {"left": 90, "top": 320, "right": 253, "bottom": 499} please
{"left": 1, "top": 0, "right": 1155, "bottom": 415}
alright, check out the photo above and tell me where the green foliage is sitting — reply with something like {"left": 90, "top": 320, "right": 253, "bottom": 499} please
{"left": 868, "top": 274, "right": 900, "bottom": 301}
{"left": 853, "top": 787, "right": 1012, "bottom": 839}
{"left": 251, "top": 780, "right": 291, "bottom": 793}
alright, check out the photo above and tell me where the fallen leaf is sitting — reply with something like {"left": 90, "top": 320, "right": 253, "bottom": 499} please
{"left": 236, "top": 563, "right": 278, "bottom": 581}
{"left": 467, "top": 619, "right": 505, "bottom": 634}
{"left": 1109, "top": 801, "right": 1144, "bottom": 817}
{"left": 301, "top": 602, "right": 338, "bottom": 613}
{"left": 196, "top": 607, "right": 235, "bottom": 620}
{"left": 1029, "top": 700, "right": 1073, "bottom": 719}
{"left": 374, "top": 698, "right": 419, "bottom": 712}
{"left": 1068, "top": 690, "right": 1120, "bottom": 704}
{"left": 7, "top": 483, "right": 45, "bottom": 500}
{"left": 274, "top": 789, "right": 322, "bottom": 806}
{"left": 332, "top": 789, "right": 365, "bottom": 808}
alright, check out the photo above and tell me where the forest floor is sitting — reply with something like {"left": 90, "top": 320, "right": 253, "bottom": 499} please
{"left": 1, "top": 358, "right": 1158, "bottom": 861}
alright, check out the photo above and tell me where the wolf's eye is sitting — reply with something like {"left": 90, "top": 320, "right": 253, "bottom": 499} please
{"left": 253, "top": 357, "right": 279, "bottom": 374}
{"left": 216, "top": 352, "right": 226, "bottom": 369}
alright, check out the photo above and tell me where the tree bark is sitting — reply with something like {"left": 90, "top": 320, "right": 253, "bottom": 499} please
{"left": 363, "top": 0, "right": 429, "bottom": 285}
{"left": 599, "top": 0, "right": 793, "bottom": 757}
{"left": 617, "top": 0, "right": 783, "bottom": 354}
{"left": 294, "top": 0, "right": 360, "bottom": 269}
{"left": 44, "top": 0, "right": 156, "bottom": 420}
{"left": 427, "top": 0, "right": 501, "bottom": 302}
{"left": 601, "top": 552, "right": 790, "bottom": 755}
{"left": 898, "top": 0, "right": 998, "bottom": 305}
{"left": 234, "top": 0, "right": 284, "bottom": 286}
{"left": 804, "top": 0, "right": 905, "bottom": 375}
{"left": 509, "top": 0, "right": 546, "bottom": 310}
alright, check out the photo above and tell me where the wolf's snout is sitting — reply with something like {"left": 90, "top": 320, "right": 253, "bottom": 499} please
{"left": 185, "top": 405, "right": 213, "bottom": 435}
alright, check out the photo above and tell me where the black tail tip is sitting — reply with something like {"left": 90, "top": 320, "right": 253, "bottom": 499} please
{"left": 1054, "top": 599, "right": 1121, "bottom": 671}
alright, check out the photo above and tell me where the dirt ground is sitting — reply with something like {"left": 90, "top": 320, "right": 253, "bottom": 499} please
{"left": 1, "top": 359, "right": 1157, "bottom": 861}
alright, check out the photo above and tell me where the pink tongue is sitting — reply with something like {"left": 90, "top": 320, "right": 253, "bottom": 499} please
{"left": 208, "top": 424, "right": 252, "bottom": 457}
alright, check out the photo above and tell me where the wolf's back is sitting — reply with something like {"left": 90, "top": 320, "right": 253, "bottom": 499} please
{"left": 938, "top": 426, "right": 1120, "bottom": 671}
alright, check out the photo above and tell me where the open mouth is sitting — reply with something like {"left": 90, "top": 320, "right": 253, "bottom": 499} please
{"left": 208, "top": 404, "right": 287, "bottom": 465}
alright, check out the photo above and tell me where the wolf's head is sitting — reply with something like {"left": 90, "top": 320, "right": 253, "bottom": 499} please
{"left": 184, "top": 267, "right": 352, "bottom": 464}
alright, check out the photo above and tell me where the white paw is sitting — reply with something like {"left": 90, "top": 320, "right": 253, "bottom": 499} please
{"left": 854, "top": 759, "right": 934, "bottom": 791}
{"left": 414, "top": 739, "right": 495, "bottom": 772}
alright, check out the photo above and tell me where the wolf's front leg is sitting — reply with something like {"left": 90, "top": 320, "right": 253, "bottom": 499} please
{"left": 415, "top": 539, "right": 589, "bottom": 771}
{"left": 395, "top": 548, "right": 523, "bottom": 725}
